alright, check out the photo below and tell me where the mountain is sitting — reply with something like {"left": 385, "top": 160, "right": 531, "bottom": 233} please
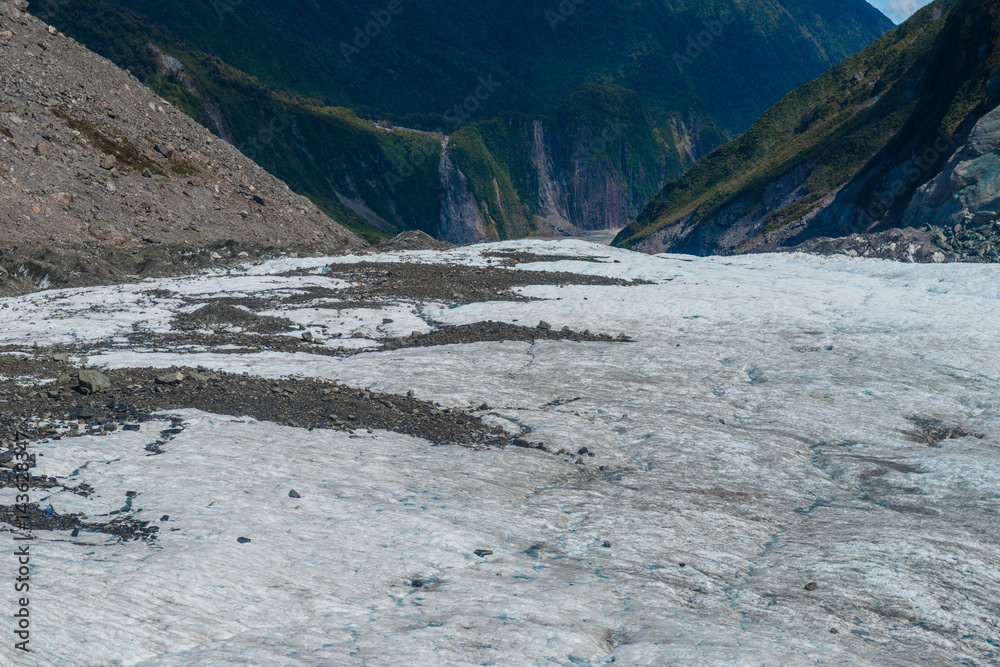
{"left": 29, "top": 0, "right": 892, "bottom": 242}
{"left": 616, "top": 0, "right": 1000, "bottom": 263}
{"left": 34, "top": 0, "right": 893, "bottom": 135}
{"left": 0, "top": 0, "right": 361, "bottom": 293}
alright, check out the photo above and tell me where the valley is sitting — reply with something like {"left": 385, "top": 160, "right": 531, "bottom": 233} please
{"left": 2, "top": 1, "right": 999, "bottom": 664}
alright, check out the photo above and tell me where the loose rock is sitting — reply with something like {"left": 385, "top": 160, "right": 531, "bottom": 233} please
{"left": 78, "top": 369, "right": 111, "bottom": 394}
{"left": 155, "top": 372, "right": 185, "bottom": 385}
{"left": 154, "top": 143, "right": 174, "bottom": 158}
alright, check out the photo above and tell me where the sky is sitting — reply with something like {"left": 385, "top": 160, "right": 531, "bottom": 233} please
{"left": 868, "top": 0, "right": 934, "bottom": 23}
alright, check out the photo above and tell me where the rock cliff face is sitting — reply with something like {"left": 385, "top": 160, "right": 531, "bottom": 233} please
{"left": 437, "top": 85, "right": 722, "bottom": 242}
{"left": 617, "top": 0, "right": 1000, "bottom": 263}
{"left": 903, "top": 104, "right": 1000, "bottom": 261}
{"left": 438, "top": 140, "right": 492, "bottom": 245}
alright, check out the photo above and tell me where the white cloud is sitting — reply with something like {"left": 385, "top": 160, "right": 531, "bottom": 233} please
{"left": 870, "top": 0, "right": 932, "bottom": 23}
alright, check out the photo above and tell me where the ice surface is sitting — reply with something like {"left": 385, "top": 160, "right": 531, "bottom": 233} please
{"left": 1, "top": 241, "right": 999, "bottom": 665}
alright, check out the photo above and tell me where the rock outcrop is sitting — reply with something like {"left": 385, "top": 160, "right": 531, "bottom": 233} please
{"left": 903, "top": 104, "right": 1000, "bottom": 262}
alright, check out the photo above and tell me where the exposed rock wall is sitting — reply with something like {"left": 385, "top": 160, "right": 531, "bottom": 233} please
{"left": 438, "top": 140, "right": 493, "bottom": 244}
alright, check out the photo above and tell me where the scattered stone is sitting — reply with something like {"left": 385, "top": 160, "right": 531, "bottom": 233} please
{"left": 186, "top": 370, "right": 209, "bottom": 383}
{"left": 602, "top": 541, "right": 612, "bottom": 548}
{"left": 578, "top": 447, "right": 589, "bottom": 455}
{"left": 288, "top": 489, "right": 301, "bottom": 498}
{"left": 474, "top": 549, "right": 493, "bottom": 557}
{"left": 804, "top": 582, "right": 818, "bottom": 591}
{"left": 160, "top": 515, "right": 169, "bottom": 521}
{"left": 123, "top": 424, "right": 140, "bottom": 431}
{"left": 252, "top": 194, "right": 266, "bottom": 206}
{"left": 100, "top": 155, "right": 116, "bottom": 170}
{"left": 78, "top": 369, "right": 111, "bottom": 394}
{"left": 301, "top": 331, "right": 314, "bottom": 342}
{"left": 679, "top": 563, "right": 686, "bottom": 568}
{"left": 537, "top": 320, "right": 552, "bottom": 330}
{"left": 237, "top": 536, "right": 251, "bottom": 544}
{"left": 70, "top": 528, "right": 79, "bottom": 537}
{"left": 155, "top": 371, "right": 185, "bottom": 385}
{"left": 51, "top": 353, "right": 70, "bottom": 362}
{"left": 34, "top": 140, "right": 50, "bottom": 157}
{"left": 411, "top": 579, "right": 423, "bottom": 588}
{"left": 154, "top": 143, "right": 174, "bottom": 158}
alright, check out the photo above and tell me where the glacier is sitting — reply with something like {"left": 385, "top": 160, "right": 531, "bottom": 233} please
{"left": 1, "top": 240, "right": 998, "bottom": 665}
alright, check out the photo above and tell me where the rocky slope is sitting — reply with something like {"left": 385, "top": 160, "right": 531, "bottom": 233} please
{"left": 28, "top": 0, "right": 891, "bottom": 243}
{"left": 615, "top": 0, "right": 1000, "bottom": 263}
{"left": 0, "top": 0, "right": 362, "bottom": 293}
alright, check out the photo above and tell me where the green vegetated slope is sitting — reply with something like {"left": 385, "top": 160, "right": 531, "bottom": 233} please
{"left": 44, "top": 0, "right": 892, "bottom": 135}
{"left": 32, "top": 0, "right": 892, "bottom": 241}
{"left": 616, "top": 0, "right": 1000, "bottom": 256}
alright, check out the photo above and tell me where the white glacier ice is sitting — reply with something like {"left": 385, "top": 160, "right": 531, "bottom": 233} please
{"left": 1, "top": 240, "right": 998, "bottom": 665}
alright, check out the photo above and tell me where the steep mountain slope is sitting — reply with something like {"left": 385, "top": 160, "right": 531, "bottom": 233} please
{"left": 28, "top": 0, "right": 891, "bottom": 242}
{"left": 0, "top": 1, "right": 362, "bottom": 292}
{"left": 616, "top": 0, "right": 1000, "bottom": 262}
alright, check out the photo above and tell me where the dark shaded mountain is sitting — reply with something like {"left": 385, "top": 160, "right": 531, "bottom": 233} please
{"left": 31, "top": 0, "right": 893, "bottom": 242}
{"left": 616, "top": 0, "right": 1000, "bottom": 263}
{"left": 37, "top": 0, "right": 893, "bottom": 134}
